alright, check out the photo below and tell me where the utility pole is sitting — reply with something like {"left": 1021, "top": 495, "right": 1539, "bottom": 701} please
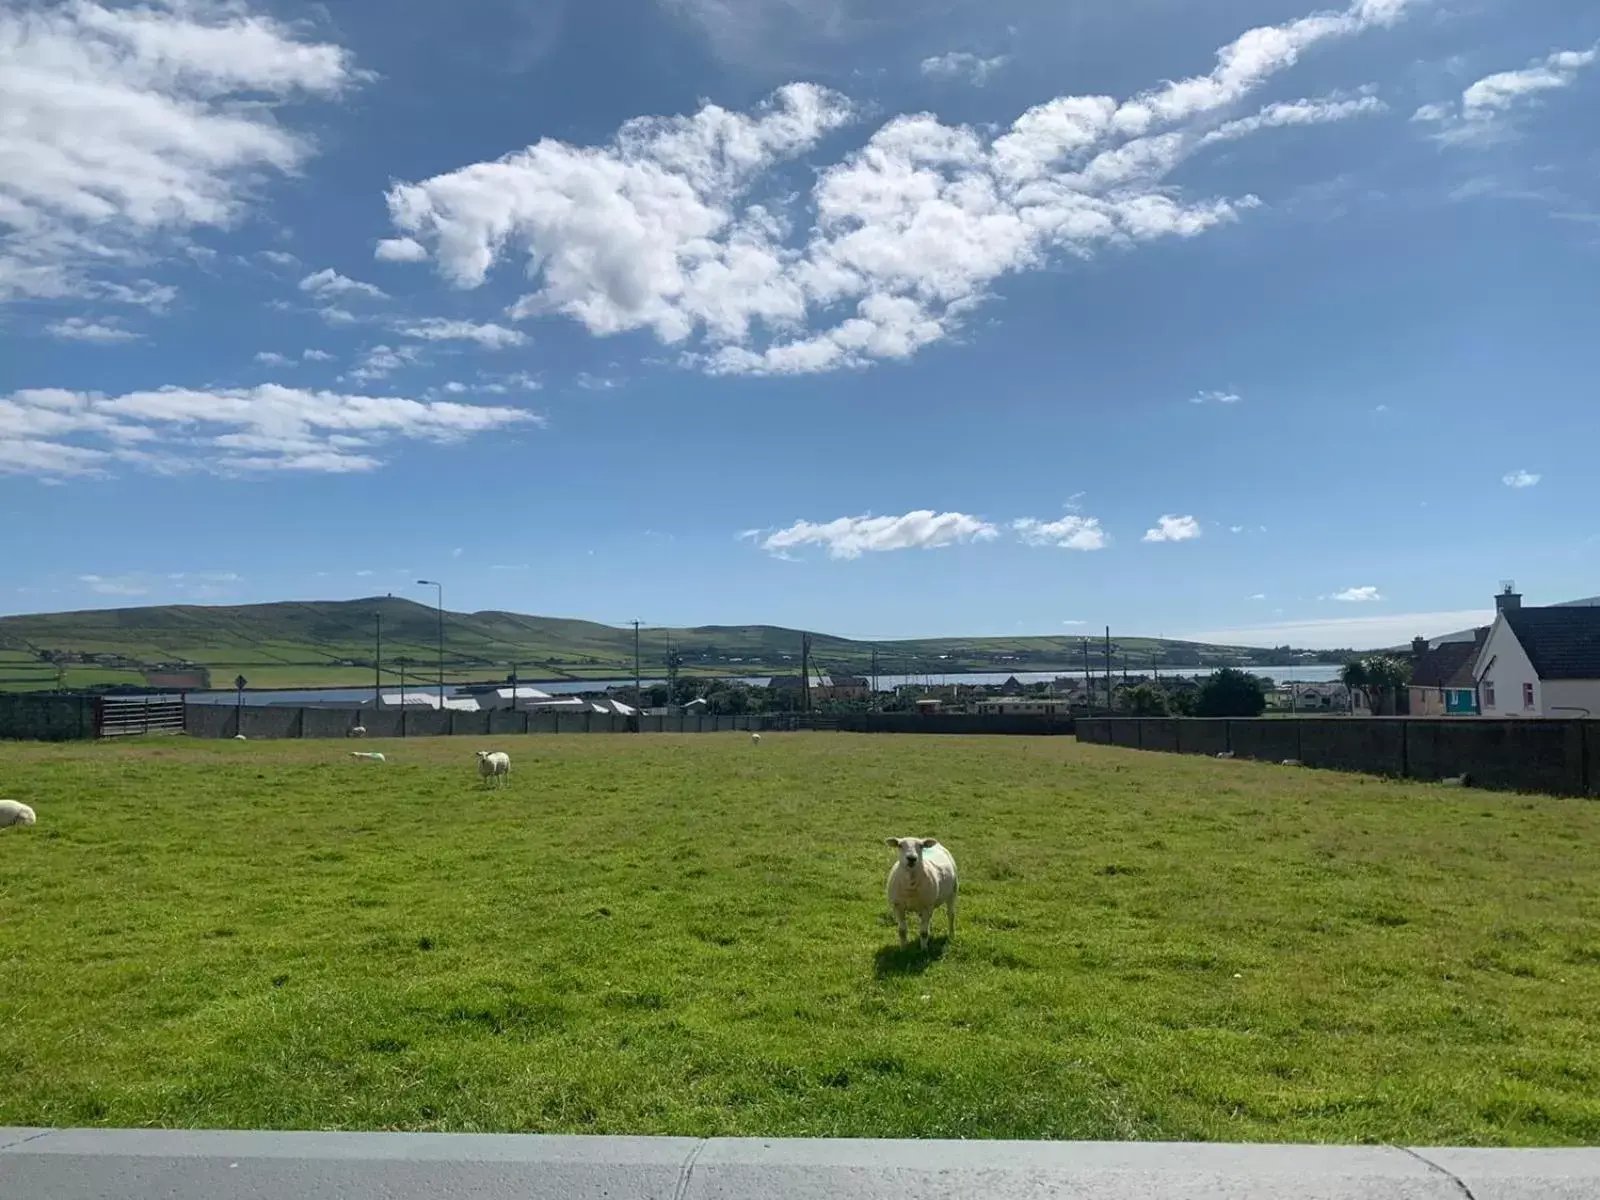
{"left": 870, "top": 644, "right": 879, "bottom": 711}
{"left": 1104, "top": 626, "right": 1113, "bottom": 715}
{"left": 632, "top": 620, "right": 642, "bottom": 712}
{"left": 417, "top": 580, "right": 444, "bottom": 711}
{"left": 373, "top": 610, "right": 382, "bottom": 709}
{"left": 800, "top": 632, "right": 812, "bottom": 714}
{"left": 1082, "top": 638, "right": 1093, "bottom": 715}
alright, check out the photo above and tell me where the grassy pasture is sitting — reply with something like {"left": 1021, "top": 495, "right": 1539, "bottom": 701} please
{"left": 2, "top": 733, "right": 1598, "bottom": 1143}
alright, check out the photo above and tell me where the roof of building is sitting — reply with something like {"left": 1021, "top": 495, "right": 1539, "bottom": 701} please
{"left": 1411, "top": 628, "right": 1488, "bottom": 689}
{"left": 1502, "top": 607, "right": 1600, "bottom": 680}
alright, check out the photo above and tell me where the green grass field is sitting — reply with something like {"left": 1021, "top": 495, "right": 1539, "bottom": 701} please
{"left": 3, "top": 734, "right": 1598, "bottom": 1144}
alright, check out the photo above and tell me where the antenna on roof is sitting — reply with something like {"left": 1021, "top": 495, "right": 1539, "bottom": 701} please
{"left": 1500, "top": 579, "right": 1516, "bottom": 596}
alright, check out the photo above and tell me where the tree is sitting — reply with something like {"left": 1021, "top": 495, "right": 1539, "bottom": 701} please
{"left": 1343, "top": 654, "right": 1409, "bottom": 715}
{"left": 1168, "top": 688, "right": 1198, "bottom": 717}
{"left": 1195, "top": 668, "right": 1267, "bottom": 718}
{"left": 1125, "top": 683, "right": 1169, "bottom": 716}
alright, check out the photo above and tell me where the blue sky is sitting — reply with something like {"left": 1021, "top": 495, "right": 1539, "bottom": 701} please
{"left": 2, "top": 0, "right": 1596, "bottom": 648}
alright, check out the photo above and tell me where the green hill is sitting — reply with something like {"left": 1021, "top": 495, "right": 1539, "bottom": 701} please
{"left": 0, "top": 598, "right": 1347, "bottom": 692}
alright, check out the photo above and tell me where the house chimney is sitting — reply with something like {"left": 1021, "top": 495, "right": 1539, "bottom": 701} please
{"left": 1495, "top": 580, "right": 1521, "bottom": 613}
{"left": 1411, "top": 636, "right": 1428, "bottom": 659}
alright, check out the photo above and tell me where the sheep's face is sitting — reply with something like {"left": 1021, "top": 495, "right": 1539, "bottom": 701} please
{"left": 15, "top": 806, "right": 35, "bottom": 826}
{"left": 476, "top": 751, "right": 489, "bottom": 762}
{"left": 886, "top": 836, "right": 938, "bottom": 871}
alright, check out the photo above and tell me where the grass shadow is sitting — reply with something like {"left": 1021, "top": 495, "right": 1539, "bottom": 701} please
{"left": 874, "top": 938, "right": 949, "bottom": 978}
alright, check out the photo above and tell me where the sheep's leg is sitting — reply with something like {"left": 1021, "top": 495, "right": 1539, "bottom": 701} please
{"left": 947, "top": 892, "right": 957, "bottom": 941}
{"left": 895, "top": 907, "right": 908, "bottom": 948}
{"left": 918, "top": 909, "right": 932, "bottom": 950}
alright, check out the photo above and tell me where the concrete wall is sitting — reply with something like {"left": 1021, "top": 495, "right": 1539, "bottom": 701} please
{"left": 835, "top": 713, "right": 1075, "bottom": 736}
{"left": 1227, "top": 720, "right": 1301, "bottom": 764}
{"left": 0, "top": 694, "right": 95, "bottom": 741}
{"left": 1079, "top": 717, "right": 1599, "bottom": 797}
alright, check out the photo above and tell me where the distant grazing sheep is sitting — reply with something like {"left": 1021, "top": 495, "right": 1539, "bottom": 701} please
{"left": 349, "top": 725, "right": 367, "bottom": 738}
{"left": 751, "top": 732, "right": 761, "bottom": 745}
{"left": 350, "top": 751, "right": 386, "bottom": 762}
{"left": 234, "top": 734, "right": 247, "bottom": 741}
{"left": 476, "top": 750, "right": 510, "bottom": 787}
{"left": 885, "top": 836, "right": 958, "bottom": 950}
{"left": 0, "top": 801, "right": 37, "bottom": 829}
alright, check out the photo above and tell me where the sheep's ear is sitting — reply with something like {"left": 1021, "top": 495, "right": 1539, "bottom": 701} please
{"left": 920, "top": 838, "right": 938, "bottom": 848}
{"left": 885, "top": 837, "right": 899, "bottom": 848}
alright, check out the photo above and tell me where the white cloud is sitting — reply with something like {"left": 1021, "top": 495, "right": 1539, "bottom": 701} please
{"left": 375, "top": 237, "right": 429, "bottom": 263}
{"left": 1190, "top": 390, "right": 1241, "bottom": 405}
{"left": 348, "top": 344, "right": 425, "bottom": 383}
{"left": 576, "top": 373, "right": 621, "bottom": 391}
{"left": 1012, "top": 514, "right": 1107, "bottom": 551}
{"left": 759, "top": 510, "right": 999, "bottom": 559}
{"left": 302, "top": 349, "right": 335, "bottom": 362}
{"left": 78, "top": 570, "right": 240, "bottom": 600}
{"left": 1229, "top": 524, "right": 1246, "bottom": 534}
{"left": 1143, "top": 514, "right": 1202, "bottom": 543}
{"left": 399, "top": 319, "right": 528, "bottom": 349}
{"left": 259, "top": 250, "right": 300, "bottom": 268}
{"left": 0, "top": 384, "right": 538, "bottom": 478}
{"left": 1249, "top": 593, "right": 1267, "bottom": 600}
{"left": 1200, "top": 94, "right": 1385, "bottom": 145}
{"left": 1418, "top": 46, "right": 1597, "bottom": 144}
{"left": 382, "top": 1, "right": 1420, "bottom": 375}
{"left": 77, "top": 573, "right": 151, "bottom": 597}
{"left": 1186, "top": 608, "right": 1494, "bottom": 650}
{"left": 47, "top": 317, "right": 139, "bottom": 343}
{"left": 300, "top": 269, "right": 388, "bottom": 301}
{"left": 254, "top": 351, "right": 293, "bottom": 366}
{"left": 1332, "top": 585, "right": 1382, "bottom": 603}
{"left": 921, "top": 52, "right": 1010, "bottom": 87}
{"left": 0, "top": 1, "right": 360, "bottom": 302}
{"left": 1502, "top": 469, "right": 1541, "bottom": 489}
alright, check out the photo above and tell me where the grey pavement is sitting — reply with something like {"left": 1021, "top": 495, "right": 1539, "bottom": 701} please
{"left": 2, "top": 1128, "right": 1598, "bottom": 1199}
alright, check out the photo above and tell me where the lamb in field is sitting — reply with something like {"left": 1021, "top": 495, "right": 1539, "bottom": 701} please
{"left": 349, "top": 725, "right": 367, "bottom": 738}
{"left": 350, "top": 751, "right": 386, "bottom": 762}
{"left": 234, "top": 734, "right": 247, "bottom": 741}
{"left": 476, "top": 749, "right": 510, "bottom": 787}
{"left": 751, "top": 732, "right": 761, "bottom": 745}
{"left": 0, "top": 800, "right": 36, "bottom": 829}
{"left": 885, "top": 836, "right": 957, "bottom": 951}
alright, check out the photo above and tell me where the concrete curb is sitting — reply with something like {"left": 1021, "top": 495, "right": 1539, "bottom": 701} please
{"left": 3, "top": 1130, "right": 1599, "bottom": 1199}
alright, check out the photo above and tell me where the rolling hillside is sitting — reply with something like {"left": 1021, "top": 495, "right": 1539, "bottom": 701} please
{"left": 0, "top": 598, "right": 1346, "bottom": 691}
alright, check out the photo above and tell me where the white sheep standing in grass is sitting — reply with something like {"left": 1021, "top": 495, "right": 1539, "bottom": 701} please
{"left": 885, "top": 836, "right": 958, "bottom": 950}
{"left": 751, "top": 732, "right": 761, "bottom": 745}
{"left": 476, "top": 750, "right": 510, "bottom": 787}
{"left": 349, "top": 725, "right": 367, "bottom": 738}
{"left": 1, "top": 800, "right": 37, "bottom": 829}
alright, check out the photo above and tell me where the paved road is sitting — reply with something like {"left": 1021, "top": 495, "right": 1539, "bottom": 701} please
{"left": 4, "top": 1129, "right": 1599, "bottom": 1199}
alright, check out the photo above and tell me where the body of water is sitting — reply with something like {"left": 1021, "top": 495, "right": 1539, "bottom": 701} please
{"left": 191, "top": 663, "right": 1343, "bottom": 706}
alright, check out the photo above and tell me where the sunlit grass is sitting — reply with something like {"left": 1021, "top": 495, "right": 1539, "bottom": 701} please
{"left": 2, "top": 733, "right": 1598, "bottom": 1143}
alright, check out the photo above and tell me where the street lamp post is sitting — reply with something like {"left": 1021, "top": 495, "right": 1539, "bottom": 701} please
{"left": 417, "top": 580, "right": 444, "bottom": 712}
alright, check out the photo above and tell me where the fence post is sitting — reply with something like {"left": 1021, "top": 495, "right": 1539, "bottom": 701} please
{"left": 523, "top": 711, "right": 531, "bottom": 734}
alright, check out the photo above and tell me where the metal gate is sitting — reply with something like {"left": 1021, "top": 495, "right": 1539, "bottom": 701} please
{"left": 96, "top": 695, "right": 186, "bottom": 737}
